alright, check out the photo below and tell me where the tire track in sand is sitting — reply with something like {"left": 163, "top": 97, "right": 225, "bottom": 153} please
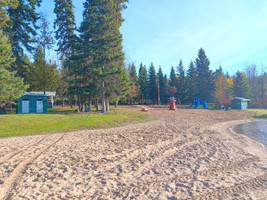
{"left": 0, "top": 137, "right": 47, "bottom": 164}
{"left": 0, "top": 134, "right": 65, "bottom": 200}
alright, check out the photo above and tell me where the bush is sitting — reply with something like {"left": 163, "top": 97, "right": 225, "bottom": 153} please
{"left": 249, "top": 102, "right": 263, "bottom": 108}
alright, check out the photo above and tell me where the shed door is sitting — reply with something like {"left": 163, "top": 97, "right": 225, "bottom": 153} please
{"left": 36, "top": 100, "right": 43, "bottom": 113}
{"left": 22, "top": 100, "right": 29, "bottom": 113}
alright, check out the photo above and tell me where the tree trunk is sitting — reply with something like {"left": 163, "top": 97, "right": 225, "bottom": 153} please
{"left": 115, "top": 100, "right": 119, "bottom": 108}
{"left": 106, "top": 99, "right": 110, "bottom": 112}
{"left": 95, "top": 99, "right": 99, "bottom": 111}
{"left": 62, "top": 97, "right": 64, "bottom": 107}
{"left": 101, "top": 79, "right": 106, "bottom": 113}
{"left": 0, "top": 106, "right": 6, "bottom": 114}
{"left": 88, "top": 98, "right": 92, "bottom": 112}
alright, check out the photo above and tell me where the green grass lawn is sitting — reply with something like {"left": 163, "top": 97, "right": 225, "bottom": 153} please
{"left": 247, "top": 108, "right": 267, "bottom": 118}
{"left": 0, "top": 107, "right": 152, "bottom": 138}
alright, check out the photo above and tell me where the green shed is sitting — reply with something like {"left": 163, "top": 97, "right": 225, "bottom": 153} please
{"left": 230, "top": 97, "right": 250, "bottom": 110}
{"left": 17, "top": 94, "right": 48, "bottom": 114}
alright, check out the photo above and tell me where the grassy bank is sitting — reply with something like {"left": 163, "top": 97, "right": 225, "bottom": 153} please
{"left": 247, "top": 109, "right": 267, "bottom": 118}
{"left": 0, "top": 107, "right": 152, "bottom": 138}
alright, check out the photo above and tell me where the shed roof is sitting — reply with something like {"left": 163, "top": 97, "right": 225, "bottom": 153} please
{"left": 230, "top": 97, "right": 250, "bottom": 102}
{"left": 24, "top": 91, "right": 56, "bottom": 97}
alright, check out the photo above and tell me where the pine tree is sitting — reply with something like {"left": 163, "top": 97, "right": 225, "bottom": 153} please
{"left": 0, "top": 0, "right": 18, "bottom": 28}
{"left": 176, "top": 59, "right": 188, "bottom": 104}
{"left": 187, "top": 60, "right": 197, "bottom": 102}
{"left": 0, "top": 28, "right": 27, "bottom": 114}
{"left": 138, "top": 63, "right": 148, "bottom": 104}
{"left": 80, "top": 0, "right": 128, "bottom": 113}
{"left": 148, "top": 63, "right": 158, "bottom": 104}
{"left": 157, "top": 66, "right": 168, "bottom": 104}
{"left": 27, "top": 46, "right": 58, "bottom": 91}
{"left": 54, "top": 0, "right": 76, "bottom": 60}
{"left": 0, "top": 29, "right": 15, "bottom": 70}
{"left": 127, "top": 63, "right": 139, "bottom": 104}
{"left": 195, "top": 48, "right": 214, "bottom": 101}
{"left": 233, "top": 71, "right": 251, "bottom": 99}
{"left": 169, "top": 66, "right": 177, "bottom": 87}
{"left": 5, "top": 0, "right": 41, "bottom": 76}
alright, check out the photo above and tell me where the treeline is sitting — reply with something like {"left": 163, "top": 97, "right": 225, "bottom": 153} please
{"left": 125, "top": 48, "right": 267, "bottom": 107}
{"left": 0, "top": 1, "right": 266, "bottom": 115}
{"left": 0, "top": 0, "right": 129, "bottom": 113}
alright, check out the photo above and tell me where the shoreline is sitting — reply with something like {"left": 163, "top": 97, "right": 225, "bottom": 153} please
{"left": 0, "top": 108, "right": 266, "bottom": 199}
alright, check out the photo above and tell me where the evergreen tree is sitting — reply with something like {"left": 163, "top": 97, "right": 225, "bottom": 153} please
{"left": 27, "top": 46, "right": 59, "bottom": 91}
{"left": 186, "top": 60, "right": 197, "bottom": 102}
{"left": 54, "top": 0, "right": 76, "bottom": 60}
{"left": 0, "top": 28, "right": 27, "bottom": 114}
{"left": 138, "top": 63, "right": 148, "bottom": 104}
{"left": 195, "top": 48, "right": 214, "bottom": 101}
{"left": 233, "top": 71, "right": 251, "bottom": 99}
{"left": 169, "top": 66, "right": 177, "bottom": 87}
{"left": 0, "top": 0, "right": 18, "bottom": 28}
{"left": 0, "top": 29, "right": 15, "bottom": 70}
{"left": 176, "top": 59, "right": 188, "bottom": 103}
{"left": 5, "top": 0, "right": 41, "bottom": 76}
{"left": 148, "top": 63, "right": 158, "bottom": 104}
{"left": 127, "top": 63, "right": 139, "bottom": 104}
{"left": 80, "top": 0, "right": 128, "bottom": 113}
{"left": 157, "top": 66, "right": 168, "bottom": 104}
{"left": 0, "top": 69, "right": 28, "bottom": 113}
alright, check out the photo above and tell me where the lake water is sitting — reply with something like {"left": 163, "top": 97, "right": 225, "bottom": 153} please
{"left": 234, "top": 121, "right": 267, "bottom": 150}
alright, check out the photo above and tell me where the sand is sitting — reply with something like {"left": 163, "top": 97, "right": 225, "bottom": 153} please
{"left": 0, "top": 107, "right": 266, "bottom": 200}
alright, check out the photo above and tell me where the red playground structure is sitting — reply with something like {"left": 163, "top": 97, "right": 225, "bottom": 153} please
{"left": 169, "top": 97, "right": 176, "bottom": 110}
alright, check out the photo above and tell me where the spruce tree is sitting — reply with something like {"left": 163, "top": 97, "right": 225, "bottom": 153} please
{"left": 0, "top": 29, "right": 15, "bottom": 70}
{"left": 187, "top": 61, "right": 197, "bottom": 102}
{"left": 195, "top": 48, "right": 214, "bottom": 101}
{"left": 148, "top": 63, "right": 158, "bottom": 104}
{"left": 169, "top": 66, "right": 177, "bottom": 87}
{"left": 80, "top": 0, "right": 128, "bottom": 113}
{"left": 176, "top": 59, "right": 188, "bottom": 104}
{"left": 233, "top": 71, "right": 251, "bottom": 99}
{"left": 138, "top": 63, "right": 148, "bottom": 104}
{"left": 5, "top": 0, "right": 41, "bottom": 76}
{"left": 0, "top": 28, "right": 27, "bottom": 113}
{"left": 54, "top": 0, "right": 76, "bottom": 60}
{"left": 0, "top": 0, "right": 18, "bottom": 28}
{"left": 157, "top": 66, "right": 168, "bottom": 104}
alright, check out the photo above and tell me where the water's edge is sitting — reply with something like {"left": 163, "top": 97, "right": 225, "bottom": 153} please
{"left": 233, "top": 120, "right": 267, "bottom": 150}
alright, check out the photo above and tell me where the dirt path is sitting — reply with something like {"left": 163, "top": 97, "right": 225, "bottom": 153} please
{"left": 0, "top": 108, "right": 266, "bottom": 199}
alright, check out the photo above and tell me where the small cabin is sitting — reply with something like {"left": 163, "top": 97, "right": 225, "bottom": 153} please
{"left": 17, "top": 94, "right": 48, "bottom": 114}
{"left": 24, "top": 91, "right": 56, "bottom": 109}
{"left": 230, "top": 97, "right": 250, "bottom": 110}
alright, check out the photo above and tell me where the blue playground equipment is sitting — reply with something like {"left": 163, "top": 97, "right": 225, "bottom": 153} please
{"left": 188, "top": 97, "right": 208, "bottom": 109}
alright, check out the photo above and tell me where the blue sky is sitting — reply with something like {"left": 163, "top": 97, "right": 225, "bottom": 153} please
{"left": 39, "top": 0, "right": 267, "bottom": 75}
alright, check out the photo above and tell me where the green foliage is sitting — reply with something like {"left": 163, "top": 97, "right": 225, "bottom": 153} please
{"left": 157, "top": 66, "right": 168, "bottom": 104}
{"left": 148, "top": 62, "right": 158, "bottom": 104}
{"left": 27, "top": 46, "right": 59, "bottom": 91}
{"left": 0, "top": 0, "right": 18, "bottom": 27}
{"left": 80, "top": 0, "right": 128, "bottom": 112}
{"left": 0, "top": 29, "right": 15, "bottom": 70}
{"left": 169, "top": 66, "right": 177, "bottom": 88}
{"left": 195, "top": 48, "right": 214, "bottom": 101}
{"left": 233, "top": 71, "right": 251, "bottom": 99}
{"left": 186, "top": 60, "right": 197, "bottom": 102}
{"left": 0, "top": 68, "right": 28, "bottom": 104}
{"left": 176, "top": 59, "right": 188, "bottom": 103}
{"left": 138, "top": 63, "right": 149, "bottom": 103}
{"left": 5, "top": 0, "right": 41, "bottom": 59}
{"left": 54, "top": 0, "right": 76, "bottom": 60}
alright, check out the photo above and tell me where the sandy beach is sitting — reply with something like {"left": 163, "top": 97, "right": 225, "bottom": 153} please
{"left": 0, "top": 107, "right": 266, "bottom": 200}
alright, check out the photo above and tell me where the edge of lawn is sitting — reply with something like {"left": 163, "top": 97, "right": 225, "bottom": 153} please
{"left": 0, "top": 107, "right": 156, "bottom": 138}
{"left": 246, "top": 108, "right": 267, "bottom": 119}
